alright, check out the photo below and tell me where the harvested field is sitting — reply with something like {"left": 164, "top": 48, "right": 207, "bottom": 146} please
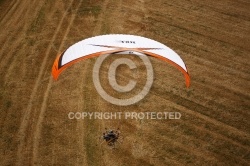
{"left": 0, "top": 0, "right": 249, "bottom": 165}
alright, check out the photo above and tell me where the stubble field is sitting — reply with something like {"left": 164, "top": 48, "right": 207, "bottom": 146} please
{"left": 0, "top": 0, "right": 249, "bottom": 165}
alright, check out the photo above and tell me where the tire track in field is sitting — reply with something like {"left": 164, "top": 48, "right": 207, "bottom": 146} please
{"left": 126, "top": 99, "right": 219, "bottom": 164}
{"left": 138, "top": 124, "right": 217, "bottom": 165}
{"left": 168, "top": 31, "right": 250, "bottom": 75}
{"left": 148, "top": 117, "right": 249, "bottom": 164}
{"left": 116, "top": 70, "right": 249, "bottom": 156}
{"left": 76, "top": 0, "right": 110, "bottom": 165}
{"left": 136, "top": 96, "right": 249, "bottom": 165}
{"left": 16, "top": 0, "right": 76, "bottom": 165}
{"left": 152, "top": 83, "right": 250, "bottom": 141}
{"left": 0, "top": 0, "right": 40, "bottom": 147}
{"left": 94, "top": 0, "right": 113, "bottom": 159}
{"left": 31, "top": 0, "right": 84, "bottom": 164}
{"left": 92, "top": 0, "right": 152, "bottom": 165}
{"left": 0, "top": 0, "right": 39, "bottom": 50}
{"left": 95, "top": 1, "right": 153, "bottom": 164}
{"left": 92, "top": 0, "right": 110, "bottom": 36}
{"left": 0, "top": 0, "right": 17, "bottom": 53}
{"left": 151, "top": 127, "right": 248, "bottom": 165}
{"left": 0, "top": 0, "right": 44, "bottom": 79}
{"left": 185, "top": 120, "right": 249, "bottom": 152}
{"left": 94, "top": 0, "right": 120, "bottom": 145}
{"left": 154, "top": 61, "right": 249, "bottom": 118}
{"left": 112, "top": 58, "right": 249, "bottom": 146}
{"left": 146, "top": 13, "right": 250, "bottom": 127}
{"left": 148, "top": 9, "right": 250, "bottom": 60}
{"left": 149, "top": 2, "right": 250, "bottom": 51}
{"left": 152, "top": 88, "right": 250, "bottom": 148}
{"left": 154, "top": 68, "right": 250, "bottom": 132}
{"left": 0, "top": 0, "right": 28, "bottom": 64}
{"left": 0, "top": 0, "right": 20, "bottom": 25}
{"left": 75, "top": 63, "right": 90, "bottom": 166}
{"left": 190, "top": 0, "right": 250, "bottom": 21}
{"left": 0, "top": 0, "right": 56, "bottom": 65}
{"left": 0, "top": 29, "right": 23, "bottom": 66}
{"left": 0, "top": 0, "right": 14, "bottom": 18}
{"left": 0, "top": 1, "right": 44, "bottom": 164}
{"left": 108, "top": 0, "right": 124, "bottom": 33}
{"left": 93, "top": 1, "right": 154, "bottom": 164}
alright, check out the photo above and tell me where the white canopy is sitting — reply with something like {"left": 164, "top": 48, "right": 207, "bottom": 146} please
{"left": 52, "top": 34, "right": 190, "bottom": 87}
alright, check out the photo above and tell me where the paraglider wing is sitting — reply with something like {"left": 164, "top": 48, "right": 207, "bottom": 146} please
{"left": 52, "top": 34, "right": 190, "bottom": 87}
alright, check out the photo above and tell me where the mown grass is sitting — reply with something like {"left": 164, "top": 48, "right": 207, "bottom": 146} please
{"left": 1, "top": 0, "right": 249, "bottom": 165}
{"left": 77, "top": 6, "right": 101, "bottom": 17}
{"left": 28, "top": 3, "right": 46, "bottom": 33}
